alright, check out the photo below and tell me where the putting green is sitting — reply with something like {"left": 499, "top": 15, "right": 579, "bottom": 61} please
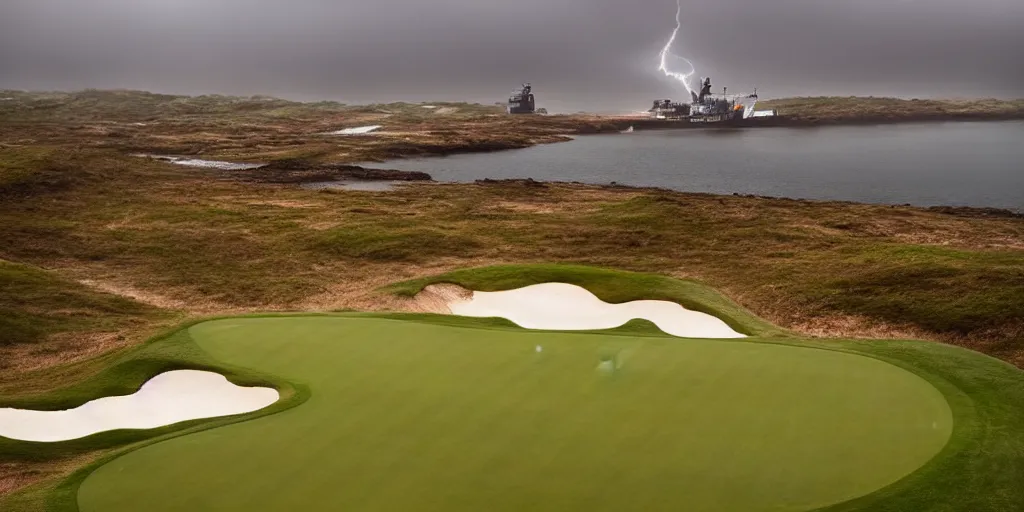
{"left": 78, "top": 316, "right": 951, "bottom": 512}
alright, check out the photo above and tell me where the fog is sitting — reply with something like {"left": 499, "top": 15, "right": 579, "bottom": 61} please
{"left": 2, "top": 0, "right": 1022, "bottom": 111}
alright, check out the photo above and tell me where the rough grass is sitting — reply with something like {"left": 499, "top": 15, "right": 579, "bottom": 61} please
{"left": 315, "top": 226, "right": 482, "bottom": 262}
{"left": 817, "top": 246, "right": 1024, "bottom": 334}
{"left": 0, "top": 261, "right": 161, "bottom": 348}
{"left": 0, "top": 90, "right": 598, "bottom": 165}
{"left": 0, "top": 146, "right": 1021, "bottom": 369}
{"left": 0, "top": 148, "right": 85, "bottom": 198}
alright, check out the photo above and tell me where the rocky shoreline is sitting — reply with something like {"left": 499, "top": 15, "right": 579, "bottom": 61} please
{"left": 238, "top": 160, "right": 433, "bottom": 184}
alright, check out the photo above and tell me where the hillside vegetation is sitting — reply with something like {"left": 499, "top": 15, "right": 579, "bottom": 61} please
{"left": 0, "top": 146, "right": 1021, "bottom": 372}
{"left": 758, "top": 96, "right": 1024, "bottom": 123}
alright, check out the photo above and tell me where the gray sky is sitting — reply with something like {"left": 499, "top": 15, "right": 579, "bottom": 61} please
{"left": 2, "top": 0, "right": 1022, "bottom": 111}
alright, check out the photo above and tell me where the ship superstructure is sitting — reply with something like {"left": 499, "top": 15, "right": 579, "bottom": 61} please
{"left": 507, "top": 83, "right": 536, "bottom": 114}
{"left": 649, "top": 99, "right": 691, "bottom": 119}
{"left": 649, "top": 77, "right": 764, "bottom": 123}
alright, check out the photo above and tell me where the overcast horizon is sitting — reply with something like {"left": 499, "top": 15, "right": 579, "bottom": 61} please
{"left": 2, "top": 0, "right": 1022, "bottom": 112}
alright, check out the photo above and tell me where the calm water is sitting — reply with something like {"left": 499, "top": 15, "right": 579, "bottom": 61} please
{"left": 367, "top": 121, "right": 1024, "bottom": 209}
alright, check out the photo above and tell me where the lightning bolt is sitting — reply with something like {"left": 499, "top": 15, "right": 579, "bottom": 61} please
{"left": 658, "top": 0, "right": 696, "bottom": 96}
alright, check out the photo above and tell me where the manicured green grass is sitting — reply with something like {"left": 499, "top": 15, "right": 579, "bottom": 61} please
{"left": 2, "top": 266, "right": 1023, "bottom": 511}
{"left": 77, "top": 316, "right": 949, "bottom": 512}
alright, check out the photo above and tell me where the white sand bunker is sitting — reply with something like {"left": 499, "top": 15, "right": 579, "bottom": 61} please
{"left": 446, "top": 283, "right": 745, "bottom": 339}
{"left": 0, "top": 370, "right": 279, "bottom": 442}
{"left": 327, "top": 125, "right": 382, "bottom": 135}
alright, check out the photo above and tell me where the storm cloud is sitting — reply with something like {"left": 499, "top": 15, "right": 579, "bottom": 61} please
{"left": 1, "top": 0, "right": 1022, "bottom": 111}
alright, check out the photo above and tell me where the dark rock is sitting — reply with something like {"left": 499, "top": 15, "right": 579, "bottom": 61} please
{"left": 927, "top": 205, "right": 1023, "bottom": 219}
{"left": 242, "top": 162, "right": 431, "bottom": 184}
{"left": 475, "top": 178, "right": 547, "bottom": 188}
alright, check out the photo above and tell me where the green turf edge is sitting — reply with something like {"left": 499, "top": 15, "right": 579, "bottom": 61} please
{"left": 713, "top": 332, "right": 1020, "bottom": 512}
{"left": 0, "top": 313, "right": 323, "bottom": 412}
{"left": 360, "top": 312, "right": 676, "bottom": 339}
{"left": 45, "top": 384, "right": 309, "bottom": 512}
{"left": 812, "top": 344, "right": 975, "bottom": 512}
{"left": 379, "top": 263, "right": 786, "bottom": 337}
{"left": 3, "top": 264, "right": 1022, "bottom": 511}
{"left": 811, "top": 339, "right": 1024, "bottom": 512}
{"left": 0, "top": 312, "right": 1008, "bottom": 512}
{"left": 0, "top": 314, "right": 314, "bottom": 512}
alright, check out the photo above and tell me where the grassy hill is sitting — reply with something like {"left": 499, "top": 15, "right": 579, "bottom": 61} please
{"left": 757, "top": 96, "right": 1024, "bottom": 122}
{"left": 0, "top": 89, "right": 503, "bottom": 123}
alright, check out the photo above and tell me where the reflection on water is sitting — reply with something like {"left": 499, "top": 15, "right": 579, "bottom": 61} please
{"left": 365, "top": 121, "right": 1024, "bottom": 209}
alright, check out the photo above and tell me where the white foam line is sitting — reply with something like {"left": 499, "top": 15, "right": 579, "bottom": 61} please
{"left": 448, "top": 283, "right": 745, "bottom": 339}
{"left": 136, "top": 155, "right": 264, "bottom": 170}
{"left": 327, "top": 125, "right": 382, "bottom": 135}
{"left": 0, "top": 370, "right": 279, "bottom": 442}
{"left": 169, "top": 158, "right": 265, "bottom": 170}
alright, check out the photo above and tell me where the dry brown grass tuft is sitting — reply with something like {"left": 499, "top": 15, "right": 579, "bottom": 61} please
{"left": 0, "top": 332, "right": 128, "bottom": 375}
{"left": 0, "top": 453, "right": 104, "bottom": 500}
{"left": 76, "top": 279, "right": 190, "bottom": 311}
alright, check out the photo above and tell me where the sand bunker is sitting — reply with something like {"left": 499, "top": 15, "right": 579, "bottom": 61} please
{"left": 0, "top": 370, "right": 279, "bottom": 442}
{"left": 328, "top": 125, "right": 382, "bottom": 135}
{"left": 445, "top": 283, "right": 745, "bottom": 339}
